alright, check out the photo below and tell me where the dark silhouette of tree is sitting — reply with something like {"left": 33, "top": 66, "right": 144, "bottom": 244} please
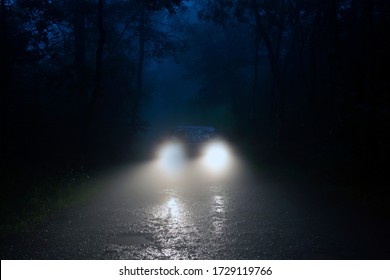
{"left": 72, "top": 0, "right": 89, "bottom": 111}
{"left": 0, "top": 0, "right": 10, "bottom": 167}
{"left": 0, "top": 0, "right": 389, "bottom": 192}
{"left": 127, "top": 0, "right": 185, "bottom": 135}
{"left": 83, "top": 0, "right": 106, "bottom": 154}
{"left": 199, "top": 0, "right": 298, "bottom": 144}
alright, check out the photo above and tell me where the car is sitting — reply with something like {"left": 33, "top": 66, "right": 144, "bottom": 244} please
{"left": 156, "top": 125, "right": 231, "bottom": 174}
{"left": 170, "top": 125, "right": 216, "bottom": 155}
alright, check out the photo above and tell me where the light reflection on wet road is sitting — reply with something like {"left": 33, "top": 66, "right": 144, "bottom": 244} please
{"left": 96, "top": 169, "right": 316, "bottom": 260}
{"left": 2, "top": 161, "right": 390, "bottom": 259}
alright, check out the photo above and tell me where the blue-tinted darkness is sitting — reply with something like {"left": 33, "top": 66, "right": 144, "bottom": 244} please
{"left": 1, "top": 0, "right": 390, "bottom": 259}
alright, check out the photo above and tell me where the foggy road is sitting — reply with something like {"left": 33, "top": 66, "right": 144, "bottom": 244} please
{"left": 1, "top": 159, "right": 390, "bottom": 260}
{"left": 2, "top": 0, "right": 390, "bottom": 263}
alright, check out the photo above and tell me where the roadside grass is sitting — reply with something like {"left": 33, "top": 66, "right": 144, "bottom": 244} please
{"left": 0, "top": 169, "right": 100, "bottom": 235}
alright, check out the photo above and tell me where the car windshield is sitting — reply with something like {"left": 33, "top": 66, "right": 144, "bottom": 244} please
{"left": 171, "top": 126, "right": 215, "bottom": 143}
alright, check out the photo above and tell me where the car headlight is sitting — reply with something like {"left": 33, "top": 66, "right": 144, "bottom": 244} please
{"left": 201, "top": 141, "right": 231, "bottom": 172}
{"left": 158, "top": 141, "right": 186, "bottom": 173}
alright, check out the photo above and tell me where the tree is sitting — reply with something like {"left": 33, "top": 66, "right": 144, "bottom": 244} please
{"left": 200, "top": 0, "right": 298, "bottom": 141}
{"left": 72, "top": 0, "right": 89, "bottom": 111}
{"left": 122, "top": 0, "right": 185, "bottom": 135}
{"left": 0, "top": 0, "right": 10, "bottom": 166}
{"left": 83, "top": 0, "right": 105, "bottom": 149}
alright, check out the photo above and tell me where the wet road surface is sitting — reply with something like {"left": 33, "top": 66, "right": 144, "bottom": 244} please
{"left": 1, "top": 160, "right": 390, "bottom": 259}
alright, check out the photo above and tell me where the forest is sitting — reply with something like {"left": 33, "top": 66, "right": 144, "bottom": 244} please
{"left": 1, "top": 0, "right": 389, "bottom": 231}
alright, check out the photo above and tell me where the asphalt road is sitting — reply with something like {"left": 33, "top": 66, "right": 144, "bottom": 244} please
{"left": 1, "top": 158, "right": 390, "bottom": 259}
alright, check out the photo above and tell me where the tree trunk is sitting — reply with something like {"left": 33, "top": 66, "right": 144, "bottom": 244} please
{"left": 308, "top": 8, "right": 321, "bottom": 133}
{"left": 129, "top": 7, "right": 146, "bottom": 133}
{"left": 275, "top": 0, "right": 286, "bottom": 64}
{"left": 289, "top": 0, "right": 309, "bottom": 106}
{"left": 83, "top": 0, "right": 105, "bottom": 154}
{"left": 73, "top": 0, "right": 87, "bottom": 111}
{"left": 348, "top": 0, "right": 363, "bottom": 98}
{"left": 362, "top": 0, "right": 373, "bottom": 99}
{"left": 0, "top": 0, "right": 10, "bottom": 167}
{"left": 251, "top": 0, "right": 285, "bottom": 140}
{"left": 325, "top": 0, "right": 342, "bottom": 124}
{"left": 250, "top": 34, "right": 260, "bottom": 125}
{"left": 362, "top": 0, "right": 380, "bottom": 155}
